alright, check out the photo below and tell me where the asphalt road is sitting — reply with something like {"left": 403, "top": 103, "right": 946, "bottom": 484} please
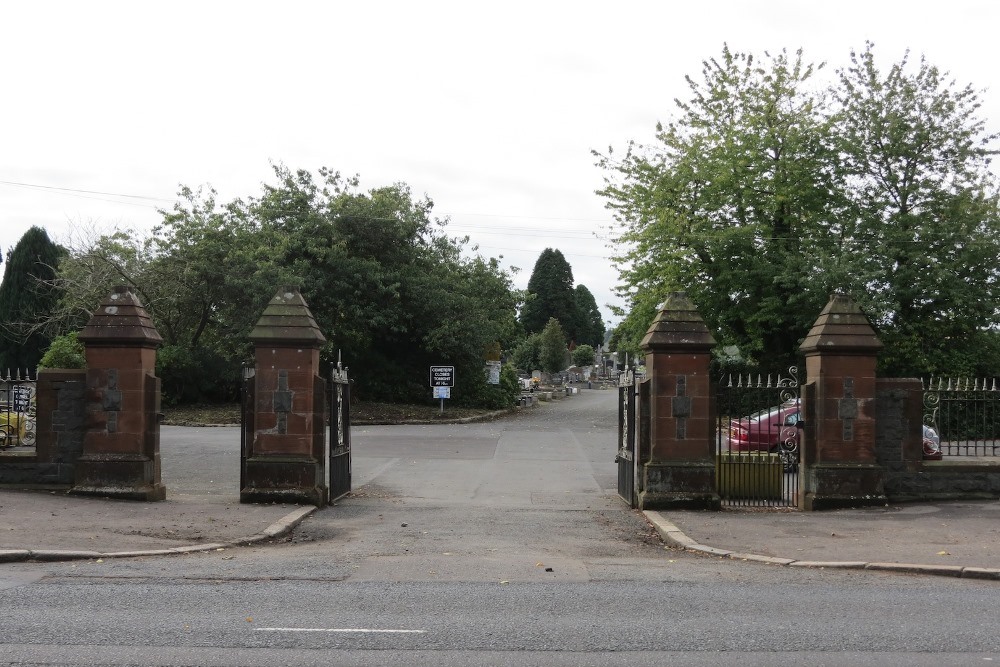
{"left": 2, "top": 389, "right": 999, "bottom": 666}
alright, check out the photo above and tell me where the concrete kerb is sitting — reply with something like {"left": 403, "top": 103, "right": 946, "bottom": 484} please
{"left": 643, "top": 510, "right": 1000, "bottom": 581}
{"left": 4, "top": 505, "right": 318, "bottom": 564}
{"left": 354, "top": 398, "right": 573, "bottom": 426}
{"left": 358, "top": 408, "right": 514, "bottom": 427}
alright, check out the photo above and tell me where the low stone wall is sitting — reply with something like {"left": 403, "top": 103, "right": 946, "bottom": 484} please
{"left": 902, "top": 459, "right": 1000, "bottom": 500}
{"left": 0, "top": 369, "right": 87, "bottom": 487}
{"left": 875, "top": 378, "right": 1000, "bottom": 501}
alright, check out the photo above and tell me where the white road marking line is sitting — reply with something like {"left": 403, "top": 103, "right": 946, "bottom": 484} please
{"left": 255, "top": 627, "right": 426, "bottom": 634}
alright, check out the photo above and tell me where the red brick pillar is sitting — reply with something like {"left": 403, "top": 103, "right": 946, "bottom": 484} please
{"left": 241, "top": 287, "right": 328, "bottom": 506}
{"left": 638, "top": 292, "right": 720, "bottom": 510}
{"left": 72, "top": 286, "right": 165, "bottom": 501}
{"left": 799, "top": 292, "right": 886, "bottom": 510}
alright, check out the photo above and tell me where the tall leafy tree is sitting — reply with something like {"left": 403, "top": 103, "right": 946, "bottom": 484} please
{"left": 832, "top": 43, "right": 1000, "bottom": 375}
{"left": 0, "top": 226, "right": 64, "bottom": 371}
{"left": 538, "top": 317, "right": 568, "bottom": 373}
{"left": 573, "top": 284, "right": 605, "bottom": 348}
{"left": 571, "top": 343, "right": 596, "bottom": 367}
{"left": 596, "top": 46, "right": 842, "bottom": 371}
{"left": 511, "top": 332, "right": 542, "bottom": 372}
{"left": 46, "top": 165, "right": 521, "bottom": 406}
{"left": 598, "top": 44, "right": 1000, "bottom": 377}
{"left": 520, "top": 248, "right": 578, "bottom": 342}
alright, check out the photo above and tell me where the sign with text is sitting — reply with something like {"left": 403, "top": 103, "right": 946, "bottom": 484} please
{"left": 433, "top": 386, "right": 451, "bottom": 399}
{"left": 12, "top": 385, "right": 32, "bottom": 412}
{"left": 430, "top": 365, "right": 455, "bottom": 387}
{"left": 485, "top": 360, "right": 501, "bottom": 385}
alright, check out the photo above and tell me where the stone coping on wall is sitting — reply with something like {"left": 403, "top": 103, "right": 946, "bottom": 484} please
{"left": 0, "top": 451, "right": 36, "bottom": 459}
{"left": 921, "top": 457, "right": 1000, "bottom": 471}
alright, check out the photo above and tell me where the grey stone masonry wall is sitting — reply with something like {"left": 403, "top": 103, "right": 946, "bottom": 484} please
{"left": 876, "top": 378, "right": 1000, "bottom": 501}
{"left": 0, "top": 369, "right": 87, "bottom": 487}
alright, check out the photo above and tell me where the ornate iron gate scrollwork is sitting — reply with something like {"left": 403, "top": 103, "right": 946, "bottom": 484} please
{"left": 717, "top": 366, "right": 800, "bottom": 508}
{"left": 923, "top": 377, "right": 1000, "bottom": 456}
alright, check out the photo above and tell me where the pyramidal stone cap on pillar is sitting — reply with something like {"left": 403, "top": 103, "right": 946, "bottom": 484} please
{"left": 78, "top": 286, "right": 163, "bottom": 347}
{"left": 799, "top": 292, "right": 883, "bottom": 354}
{"left": 249, "top": 286, "right": 327, "bottom": 347}
{"left": 640, "top": 291, "right": 717, "bottom": 351}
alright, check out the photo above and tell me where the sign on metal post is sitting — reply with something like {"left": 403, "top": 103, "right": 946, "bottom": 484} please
{"left": 430, "top": 365, "right": 455, "bottom": 413}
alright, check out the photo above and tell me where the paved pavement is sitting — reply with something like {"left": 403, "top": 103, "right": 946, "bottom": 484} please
{"left": 644, "top": 501, "right": 1000, "bottom": 579}
{"left": 1, "top": 398, "right": 999, "bottom": 580}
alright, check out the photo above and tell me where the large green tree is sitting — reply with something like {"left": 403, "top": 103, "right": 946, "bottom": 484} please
{"left": 511, "top": 332, "right": 542, "bottom": 372}
{"left": 832, "top": 43, "right": 1000, "bottom": 376}
{"left": 538, "top": 317, "right": 568, "bottom": 373}
{"left": 597, "top": 46, "right": 841, "bottom": 371}
{"left": 597, "top": 44, "right": 1000, "bottom": 377}
{"left": 47, "top": 166, "right": 521, "bottom": 406}
{"left": 573, "top": 284, "right": 605, "bottom": 349}
{"left": 520, "top": 248, "right": 578, "bottom": 342}
{"left": 0, "top": 226, "right": 64, "bottom": 371}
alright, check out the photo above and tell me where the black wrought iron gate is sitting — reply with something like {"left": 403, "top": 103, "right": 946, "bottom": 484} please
{"left": 716, "top": 368, "right": 800, "bottom": 508}
{"left": 617, "top": 368, "right": 637, "bottom": 507}
{"left": 328, "top": 360, "right": 352, "bottom": 501}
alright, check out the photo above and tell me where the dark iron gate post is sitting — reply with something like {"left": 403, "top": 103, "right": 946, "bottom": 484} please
{"left": 328, "top": 358, "right": 352, "bottom": 501}
{"left": 616, "top": 367, "right": 636, "bottom": 507}
{"left": 239, "top": 364, "right": 255, "bottom": 494}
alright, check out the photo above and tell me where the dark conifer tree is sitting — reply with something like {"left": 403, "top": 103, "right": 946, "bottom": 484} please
{"left": 0, "top": 226, "right": 63, "bottom": 372}
{"left": 573, "top": 284, "right": 605, "bottom": 349}
{"left": 520, "top": 248, "right": 578, "bottom": 342}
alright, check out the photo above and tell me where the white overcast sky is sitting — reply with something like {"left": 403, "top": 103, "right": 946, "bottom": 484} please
{"left": 2, "top": 1, "right": 997, "bottom": 327}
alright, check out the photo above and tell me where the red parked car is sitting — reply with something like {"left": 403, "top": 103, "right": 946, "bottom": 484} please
{"left": 723, "top": 400, "right": 801, "bottom": 470}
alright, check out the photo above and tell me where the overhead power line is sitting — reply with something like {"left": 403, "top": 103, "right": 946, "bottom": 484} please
{"left": 0, "top": 177, "right": 619, "bottom": 228}
{"left": 0, "top": 179, "right": 176, "bottom": 204}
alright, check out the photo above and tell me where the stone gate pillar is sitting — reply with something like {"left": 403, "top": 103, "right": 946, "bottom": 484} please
{"left": 638, "top": 292, "right": 721, "bottom": 510}
{"left": 241, "top": 287, "right": 328, "bottom": 506}
{"left": 799, "top": 292, "right": 887, "bottom": 510}
{"left": 72, "top": 286, "right": 165, "bottom": 501}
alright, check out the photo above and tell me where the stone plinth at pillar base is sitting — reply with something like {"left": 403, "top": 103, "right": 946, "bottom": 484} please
{"left": 638, "top": 462, "right": 722, "bottom": 510}
{"left": 71, "top": 454, "right": 166, "bottom": 501}
{"left": 802, "top": 463, "right": 887, "bottom": 511}
{"left": 241, "top": 457, "right": 326, "bottom": 506}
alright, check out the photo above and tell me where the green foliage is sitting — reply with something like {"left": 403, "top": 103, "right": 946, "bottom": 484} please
{"left": 48, "top": 166, "right": 521, "bottom": 407}
{"left": 606, "top": 288, "right": 666, "bottom": 360}
{"left": 832, "top": 43, "right": 1000, "bottom": 377}
{"left": 572, "top": 344, "right": 596, "bottom": 367}
{"left": 539, "top": 318, "right": 568, "bottom": 373}
{"left": 597, "top": 44, "right": 1000, "bottom": 376}
{"left": 156, "top": 345, "right": 240, "bottom": 406}
{"left": 37, "top": 331, "right": 85, "bottom": 370}
{"left": 0, "top": 227, "right": 64, "bottom": 371}
{"left": 510, "top": 333, "right": 542, "bottom": 372}
{"left": 573, "top": 285, "right": 605, "bottom": 349}
{"left": 454, "top": 362, "right": 520, "bottom": 410}
{"left": 520, "top": 249, "right": 578, "bottom": 341}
